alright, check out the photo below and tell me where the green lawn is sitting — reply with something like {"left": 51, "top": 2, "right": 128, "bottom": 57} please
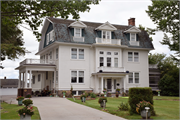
{"left": 68, "top": 96, "right": 179, "bottom": 119}
{"left": 1, "top": 102, "right": 41, "bottom": 120}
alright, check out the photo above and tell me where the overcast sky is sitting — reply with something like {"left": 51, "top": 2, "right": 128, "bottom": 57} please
{"left": 0, "top": 0, "right": 174, "bottom": 79}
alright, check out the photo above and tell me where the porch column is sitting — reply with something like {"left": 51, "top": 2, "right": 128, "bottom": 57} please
{"left": 18, "top": 72, "right": 21, "bottom": 88}
{"left": 29, "top": 70, "right": 32, "bottom": 88}
{"left": 54, "top": 71, "right": 56, "bottom": 89}
{"left": 101, "top": 76, "right": 103, "bottom": 93}
{"left": 24, "top": 70, "right": 27, "bottom": 88}
{"left": 124, "top": 77, "right": 126, "bottom": 92}
{"left": 22, "top": 73, "right": 24, "bottom": 88}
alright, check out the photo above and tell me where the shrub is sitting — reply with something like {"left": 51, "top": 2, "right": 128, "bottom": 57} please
{"left": 17, "top": 106, "right": 34, "bottom": 117}
{"left": 136, "top": 100, "right": 153, "bottom": 114}
{"left": 80, "top": 95, "right": 86, "bottom": 99}
{"left": 118, "top": 102, "right": 129, "bottom": 111}
{"left": 90, "top": 93, "right": 96, "bottom": 98}
{"left": 128, "top": 87, "right": 155, "bottom": 115}
{"left": 65, "top": 91, "right": 72, "bottom": 97}
{"left": 22, "top": 99, "right": 33, "bottom": 107}
{"left": 107, "top": 93, "right": 111, "bottom": 97}
{"left": 25, "top": 93, "right": 31, "bottom": 98}
{"left": 16, "top": 96, "right": 24, "bottom": 101}
{"left": 98, "top": 97, "right": 107, "bottom": 104}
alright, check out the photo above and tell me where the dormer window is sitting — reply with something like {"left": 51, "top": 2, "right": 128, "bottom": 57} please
{"left": 75, "top": 28, "right": 81, "bottom": 37}
{"left": 130, "top": 33, "right": 136, "bottom": 41}
{"left": 46, "top": 30, "right": 54, "bottom": 45}
{"left": 102, "top": 31, "right": 111, "bottom": 39}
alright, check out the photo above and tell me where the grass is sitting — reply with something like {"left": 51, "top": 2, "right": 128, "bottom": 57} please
{"left": 68, "top": 96, "right": 180, "bottom": 120}
{"left": 1, "top": 102, "right": 41, "bottom": 120}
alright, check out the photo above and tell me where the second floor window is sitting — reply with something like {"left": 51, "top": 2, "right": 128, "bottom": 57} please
{"left": 128, "top": 52, "right": 139, "bottom": 62}
{"left": 114, "top": 58, "right": 118, "bottom": 67}
{"left": 100, "top": 57, "right": 104, "bottom": 67}
{"left": 71, "top": 48, "right": 84, "bottom": 60}
{"left": 107, "top": 57, "right": 111, "bottom": 67}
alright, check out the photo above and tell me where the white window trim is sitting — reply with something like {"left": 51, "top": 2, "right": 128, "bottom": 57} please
{"left": 128, "top": 51, "right": 139, "bottom": 62}
{"left": 71, "top": 48, "right": 84, "bottom": 60}
{"left": 128, "top": 72, "right": 140, "bottom": 84}
{"left": 74, "top": 28, "right": 82, "bottom": 37}
{"left": 102, "top": 30, "right": 111, "bottom": 39}
{"left": 71, "top": 70, "right": 84, "bottom": 84}
{"left": 130, "top": 33, "right": 136, "bottom": 41}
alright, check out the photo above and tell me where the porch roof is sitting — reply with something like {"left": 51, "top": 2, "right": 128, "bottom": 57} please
{"left": 92, "top": 72, "right": 129, "bottom": 77}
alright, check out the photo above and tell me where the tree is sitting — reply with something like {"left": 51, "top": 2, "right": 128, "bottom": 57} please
{"left": 146, "top": 0, "right": 179, "bottom": 60}
{"left": 1, "top": 0, "right": 100, "bottom": 61}
{"left": 148, "top": 53, "right": 166, "bottom": 64}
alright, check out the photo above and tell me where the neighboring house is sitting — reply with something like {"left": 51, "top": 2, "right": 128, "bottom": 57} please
{"left": 149, "top": 64, "right": 161, "bottom": 91}
{"left": 15, "top": 17, "right": 154, "bottom": 97}
{"left": 0, "top": 77, "right": 18, "bottom": 95}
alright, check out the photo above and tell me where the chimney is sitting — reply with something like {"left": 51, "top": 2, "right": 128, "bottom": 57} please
{"left": 4, "top": 76, "right": 6, "bottom": 79}
{"left": 128, "top": 18, "right": 135, "bottom": 26}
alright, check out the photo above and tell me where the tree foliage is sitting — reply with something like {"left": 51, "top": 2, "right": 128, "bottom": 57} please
{"left": 146, "top": 0, "right": 179, "bottom": 59}
{"left": 148, "top": 53, "right": 166, "bottom": 64}
{"left": 1, "top": 0, "right": 100, "bottom": 61}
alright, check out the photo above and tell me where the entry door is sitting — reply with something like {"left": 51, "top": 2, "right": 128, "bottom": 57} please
{"left": 107, "top": 79, "right": 112, "bottom": 92}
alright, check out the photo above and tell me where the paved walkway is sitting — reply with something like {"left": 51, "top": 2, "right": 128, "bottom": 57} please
{"left": 2, "top": 96, "right": 127, "bottom": 120}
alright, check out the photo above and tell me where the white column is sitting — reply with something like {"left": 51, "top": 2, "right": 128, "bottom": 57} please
{"left": 25, "top": 70, "right": 27, "bottom": 88}
{"left": 101, "top": 76, "right": 103, "bottom": 93}
{"left": 18, "top": 72, "right": 21, "bottom": 88}
{"left": 54, "top": 71, "right": 56, "bottom": 89}
{"left": 124, "top": 77, "right": 126, "bottom": 92}
{"left": 22, "top": 73, "right": 24, "bottom": 88}
{"left": 29, "top": 70, "right": 32, "bottom": 88}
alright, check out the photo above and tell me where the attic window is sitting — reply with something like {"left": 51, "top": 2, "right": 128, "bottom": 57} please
{"left": 102, "top": 31, "right": 111, "bottom": 39}
{"left": 75, "top": 28, "right": 81, "bottom": 37}
{"left": 46, "top": 30, "right": 54, "bottom": 45}
{"left": 130, "top": 33, "right": 136, "bottom": 41}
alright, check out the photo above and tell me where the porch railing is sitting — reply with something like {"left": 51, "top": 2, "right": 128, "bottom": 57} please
{"left": 97, "top": 66, "right": 125, "bottom": 72}
{"left": 20, "top": 59, "right": 56, "bottom": 66}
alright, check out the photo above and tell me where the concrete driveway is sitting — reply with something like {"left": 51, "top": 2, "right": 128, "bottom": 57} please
{"left": 32, "top": 97, "right": 127, "bottom": 120}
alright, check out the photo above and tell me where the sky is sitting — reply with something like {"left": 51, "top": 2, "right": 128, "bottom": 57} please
{"left": 0, "top": 0, "right": 174, "bottom": 79}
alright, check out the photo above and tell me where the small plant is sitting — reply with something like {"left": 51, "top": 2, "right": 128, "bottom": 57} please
{"left": 80, "top": 94, "right": 86, "bottom": 99}
{"left": 116, "top": 88, "right": 120, "bottom": 92}
{"left": 90, "top": 93, "right": 96, "bottom": 98}
{"left": 16, "top": 96, "right": 24, "bottom": 101}
{"left": 118, "top": 102, "right": 129, "bottom": 111}
{"left": 25, "top": 93, "right": 31, "bottom": 98}
{"left": 98, "top": 97, "right": 107, "bottom": 104}
{"left": 107, "top": 92, "right": 111, "bottom": 97}
{"left": 17, "top": 106, "right": 34, "bottom": 117}
{"left": 136, "top": 100, "right": 153, "bottom": 114}
{"left": 22, "top": 99, "right": 33, "bottom": 107}
{"left": 103, "top": 88, "right": 107, "bottom": 92}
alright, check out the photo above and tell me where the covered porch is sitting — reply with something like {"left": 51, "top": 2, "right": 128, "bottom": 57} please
{"left": 92, "top": 72, "right": 129, "bottom": 93}
{"left": 15, "top": 59, "right": 57, "bottom": 97}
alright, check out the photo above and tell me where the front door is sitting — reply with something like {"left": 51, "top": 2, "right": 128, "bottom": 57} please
{"left": 107, "top": 79, "right": 112, "bottom": 92}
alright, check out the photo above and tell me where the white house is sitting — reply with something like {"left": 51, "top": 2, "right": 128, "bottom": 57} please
{"left": 15, "top": 17, "right": 154, "bottom": 96}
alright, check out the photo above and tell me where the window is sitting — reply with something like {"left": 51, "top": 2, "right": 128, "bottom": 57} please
{"left": 128, "top": 52, "right": 139, "bottom": 62}
{"left": 107, "top": 52, "right": 111, "bottom": 55}
{"left": 79, "top": 71, "right": 84, "bottom": 83}
{"left": 52, "top": 72, "right": 54, "bottom": 83}
{"left": 114, "top": 79, "right": 116, "bottom": 89}
{"left": 71, "top": 71, "right": 77, "bottom": 83}
{"left": 114, "top": 58, "right": 118, "bottom": 67}
{"left": 129, "top": 73, "right": 133, "bottom": 83}
{"left": 71, "top": 48, "right": 77, "bottom": 59}
{"left": 100, "top": 51, "right": 104, "bottom": 54}
{"left": 100, "top": 57, "right": 104, "bottom": 67}
{"left": 78, "top": 91, "right": 83, "bottom": 95}
{"left": 71, "top": 71, "right": 84, "bottom": 83}
{"left": 46, "top": 54, "right": 48, "bottom": 63}
{"left": 75, "top": 28, "right": 81, "bottom": 37}
{"left": 107, "top": 57, "right": 111, "bottom": 67}
{"left": 135, "top": 73, "right": 139, "bottom": 83}
{"left": 134, "top": 52, "right": 139, "bottom": 62}
{"left": 131, "top": 33, "right": 136, "bottom": 41}
{"left": 56, "top": 71, "right": 58, "bottom": 84}
{"left": 56, "top": 48, "right": 58, "bottom": 59}
{"left": 71, "top": 48, "right": 84, "bottom": 60}
{"left": 50, "top": 51, "right": 52, "bottom": 59}
{"left": 38, "top": 74, "right": 40, "bottom": 82}
{"left": 102, "top": 31, "right": 111, "bottom": 39}
{"left": 72, "top": 91, "right": 76, "bottom": 95}
{"left": 129, "top": 72, "right": 139, "bottom": 83}
{"left": 46, "top": 34, "right": 49, "bottom": 45}
{"left": 46, "top": 30, "right": 54, "bottom": 45}
{"left": 128, "top": 52, "right": 133, "bottom": 61}
{"left": 46, "top": 71, "right": 48, "bottom": 80}
{"left": 33, "top": 76, "right": 35, "bottom": 84}
{"left": 114, "top": 52, "right": 118, "bottom": 55}
{"left": 79, "top": 49, "right": 84, "bottom": 59}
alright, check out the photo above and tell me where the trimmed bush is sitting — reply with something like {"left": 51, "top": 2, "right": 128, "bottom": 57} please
{"left": 128, "top": 87, "right": 155, "bottom": 115}
{"left": 90, "top": 93, "right": 96, "bottom": 98}
{"left": 118, "top": 102, "right": 129, "bottom": 111}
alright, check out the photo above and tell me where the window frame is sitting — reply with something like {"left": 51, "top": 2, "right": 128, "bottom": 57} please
{"left": 71, "top": 70, "right": 84, "bottom": 84}
{"left": 74, "top": 28, "right": 82, "bottom": 37}
{"left": 56, "top": 71, "right": 58, "bottom": 84}
{"left": 38, "top": 74, "right": 40, "bottom": 82}
{"left": 128, "top": 52, "right": 139, "bottom": 62}
{"left": 56, "top": 48, "right": 58, "bottom": 59}
{"left": 128, "top": 72, "right": 140, "bottom": 84}
{"left": 107, "top": 57, "right": 111, "bottom": 67}
{"left": 100, "top": 57, "right": 104, "bottom": 67}
{"left": 102, "top": 30, "right": 111, "bottom": 39}
{"left": 79, "top": 49, "right": 84, "bottom": 59}
{"left": 130, "top": 33, "right": 136, "bottom": 41}
{"left": 71, "top": 48, "right": 84, "bottom": 60}
{"left": 114, "top": 58, "right": 118, "bottom": 67}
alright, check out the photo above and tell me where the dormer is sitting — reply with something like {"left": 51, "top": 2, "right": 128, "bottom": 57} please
{"left": 124, "top": 18, "right": 141, "bottom": 46}
{"left": 95, "top": 21, "right": 117, "bottom": 40}
{"left": 68, "top": 21, "right": 87, "bottom": 42}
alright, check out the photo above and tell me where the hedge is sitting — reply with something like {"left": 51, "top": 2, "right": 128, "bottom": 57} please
{"left": 128, "top": 87, "right": 155, "bottom": 115}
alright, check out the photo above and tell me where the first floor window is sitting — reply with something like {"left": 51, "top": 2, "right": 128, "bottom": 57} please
{"left": 33, "top": 76, "right": 35, "bottom": 84}
{"left": 128, "top": 73, "right": 133, "bottom": 83}
{"left": 100, "top": 57, "right": 104, "bottom": 67}
{"left": 52, "top": 72, "right": 54, "bottom": 83}
{"left": 135, "top": 73, "right": 139, "bottom": 83}
{"left": 71, "top": 71, "right": 77, "bottom": 83}
{"left": 72, "top": 91, "right": 76, "bottom": 95}
{"left": 114, "top": 79, "right": 116, "bottom": 89}
{"left": 107, "top": 57, "right": 111, "bottom": 67}
{"left": 71, "top": 48, "right": 77, "bottom": 59}
{"left": 79, "top": 71, "right": 84, "bottom": 83}
{"left": 114, "top": 58, "right": 118, "bottom": 67}
{"left": 38, "top": 74, "right": 40, "bottom": 82}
